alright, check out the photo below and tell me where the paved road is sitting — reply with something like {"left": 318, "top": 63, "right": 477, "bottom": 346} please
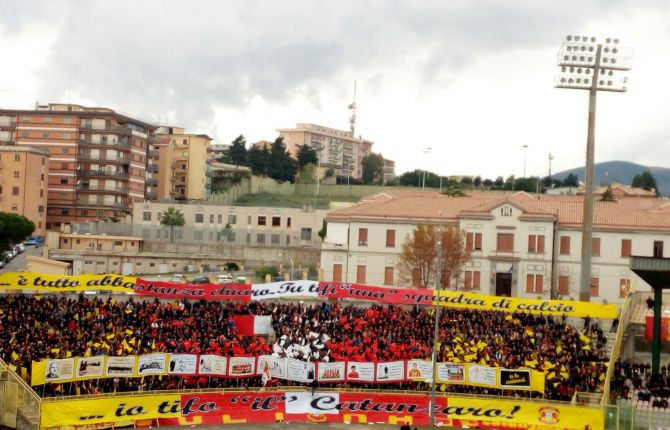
{"left": 0, "top": 245, "right": 42, "bottom": 273}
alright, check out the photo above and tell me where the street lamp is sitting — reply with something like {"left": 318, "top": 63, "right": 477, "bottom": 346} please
{"left": 429, "top": 224, "right": 443, "bottom": 429}
{"left": 555, "top": 35, "right": 633, "bottom": 301}
{"left": 422, "top": 147, "right": 432, "bottom": 190}
{"left": 522, "top": 145, "right": 528, "bottom": 178}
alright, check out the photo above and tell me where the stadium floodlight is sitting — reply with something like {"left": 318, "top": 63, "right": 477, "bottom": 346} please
{"left": 555, "top": 36, "right": 633, "bottom": 302}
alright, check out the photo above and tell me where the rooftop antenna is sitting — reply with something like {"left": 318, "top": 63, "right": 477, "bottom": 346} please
{"left": 348, "top": 81, "right": 357, "bottom": 135}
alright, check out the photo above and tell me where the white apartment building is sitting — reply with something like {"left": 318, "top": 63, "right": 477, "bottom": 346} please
{"left": 321, "top": 191, "right": 670, "bottom": 304}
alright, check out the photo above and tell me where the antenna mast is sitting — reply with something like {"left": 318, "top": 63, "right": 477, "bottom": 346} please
{"left": 548, "top": 153, "right": 554, "bottom": 178}
{"left": 348, "top": 81, "right": 357, "bottom": 135}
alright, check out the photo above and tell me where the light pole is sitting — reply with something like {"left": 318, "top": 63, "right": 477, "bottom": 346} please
{"left": 422, "top": 147, "right": 432, "bottom": 190}
{"left": 522, "top": 145, "right": 528, "bottom": 178}
{"left": 429, "top": 227, "right": 443, "bottom": 429}
{"left": 555, "top": 35, "right": 632, "bottom": 301}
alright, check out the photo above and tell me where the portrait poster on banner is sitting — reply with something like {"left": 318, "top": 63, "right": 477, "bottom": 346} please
{"left": 228, "top": 357, "right": 256, "bottom": 377}
{"left": 257, "top": 356, "right": 287, "bottom": 379}
{"left": 287, "top": 358, "right": 315, "bottom": 382}
{"left": 105, "top": 356, "right": 136, "bottom": 377}
{"left": 198, "top": 355, "right": 227, "bottom": 376}
{"left": 346, "top": 361, "right": 375, "bottom": 382}
{"left": 317, "top": 361, "right": 345, "bottom": 382}
{"left": 468, "top": 364, "right": 497, "bottom": 387}
{"left": 168, "top": 354, "right": 197, "bottom": 375}
{"left": 75, "top": 357, "right": 104, "bottom": 378}
{"left": 406, "top": 359, "right": 433, "bottom": 381}
{"left": 437, "top": 363, "right": 465, "bottom": 383}
{"left": 44, "top": 358, "right": 75, "bottom": 382}
{"left": 137, "top": 354, "right": 167, "bottom": 375}
{"left": 375, "top": 361, "right": 404, "bottom": 382}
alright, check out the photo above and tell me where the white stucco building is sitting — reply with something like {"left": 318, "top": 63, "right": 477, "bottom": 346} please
{"left": 320, "top": 191, "right": 670, "bottom": 304}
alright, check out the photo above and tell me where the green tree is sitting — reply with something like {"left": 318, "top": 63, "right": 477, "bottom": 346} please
{"left": 160, "top": 207, "right": 185, "bottom": 242}
{"left": 361, "top": 153, "right": 385, "bottom": 185}
{"left": 494, "top": 176, "right": 504, "bottom": 188}
{"left": 299, "top": 162, "right": 317, "bottom": 184}
{"left": 473, "top": 176, "right": 482, "bottom": 187}
{"left": 296, "top": 144, "right": 318, "bottom": 168}
{"left": 632, "top": 170, "right": 660, "bottom": 195}
{"left": 600, "top": 185, "right": 616, "bottom": 202}
{"left": 482, "top": 178, "right": 494, "bottom": 187}
{"left": 224, "top": 262, "right": 239, "bottom": 272}
{"left": 563, "top": 173, "right": 579, "bottom": 188}
{"left": 229, "top": 135, "right": 248, "bottom": 167}
{"left": 268, "top": 137, "right": 296, "bottom": 182}
{"left": 255, "top": 266, "right": 280, "bottom": 281}
{"left": 247, "top": 145, "right": 269, "bottom": 176}
{"left": 0, "top": 212, "right": 35, "bottom": 251}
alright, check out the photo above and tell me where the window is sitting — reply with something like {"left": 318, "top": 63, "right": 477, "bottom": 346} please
{"left": 590, "top": 276, "right": 599, "bottom": 297}
{"left": 64, "top": 118, "right": 72, "bottom": 124}
{"left": 496, "top": 233, "right": 514, "bottom": 252}
{"left": 43, "top": 116, "right": 51, "bottom": 123}
{"left": 526, "top": 274, "right": 544, "bottom": 294}
{"left": 228, "top": 214, "right": 237, "bottom": 225}
{"left": 592, "top": 238, "right": 601, "bottom": 257}
{"left": 500, "top": 206, "right": 513, "bottom": 216}
{"left": 14, "top": 154, "right": 20, "bottom": 161}
{"left": 62, "top": 133, "right": 71, "bottom": 140}
{"left": 272, "top": 216, "right": 281, "bottom": 227}
{"left": 620, "top": 278, "right": 630, "bottom": 298}
{"left": 143, "top": 211, "right": 151, "bottom": 221}
{"left": 41, "top": 174, "right": 44, "bottom": 180}
{"left": 528, "top": 235, "right": 536, "bottom": 253}
{"left": 386, "top": 229, "right": 395, "bottom": 247}
{"left": 537, "top": 235, "right": 545, "bottom": 253}
{"left": 466, "top": 232, "right": 482, "bottom": 251}
{"left": 61, "top": 162, "right": 68, "bottom": 169}
{"left": 12, "top": 186, "right": 19, "bottom": 195}
{"left": 286, "top": 234, "right": 290, "bottom": 245}
{"left": 287, "top": 217, "right": 291, "bottom": 228}
{"left": 654, "top": 241, "right": 664, "bottom": 258}
{"left": 464, "top": 271, "right": 481, "bottom": 290}
{"left": 20, "top": 131, "right": 28, "bottom": 138}
{"left": 356, "top": 265, "right": 366, "bottom": 284}
{"left": 464, "top": 271, "right": 472, "bottom": 290}
{"left": 621, "top": 239, "right": 632, "bottom": 257}
{"left": 210, "top": 214, "right": 214, "bottom": 223}
{"left": 559, "top": 236, "right": 571, "bottom": 255}
{"left": 40, "top": 190, "right": 43, "bottom": 197}
{"left": 247, "top": 215, "right": 252, "bottom": 224}
{"left": 384, "top": 267, "right": 394, "bottom": 285}
{"left": 13, "top": 171, "right": 19, "bottom": 178}
{"left": 42, "top": 132, "right": 50, "bottom": 138}
{"left": 271, "top": 234, "right": 280, "bottom": 244}
{"left": 258, "top": 216, "right": 266, "bottom": 226}
{"left": 527, "top": 235, "right": 545, "bottom": 253}
{"left": 333, "top": 264, "right": 342, "bottom": 283}
{"left": 21, "top": 116, "right": 30, "bottom": 122}
{"left": 60, "top": 178, "right": 68, "bottom": 184}
{"left": 257, "top": 233, "right": 266, "bottom": 244}
{"left": 195, "top": 213, "right": 204, "bottom": 223}
{"left": 246, "top": 233, "right": 251, "bottom": 243}
{"left": 301, "top": 228, "right": 312, "bottom": 241}
{"left": 38, "top": 205, "right": 44, "bottom": 213}
{"left": 61, "top": 209, "right": 69, "bottom": 215}
{"left": 474, "top": 233, "right": 482, "bottom": 250}
{"left": 358, "top": 228, "right": 368, "bottom": 246}
{"left": 193, "top": 230, "right": 203, "bottom": 241}
{"left": 218, "top": 214, "right": 222, "bottom": 224}
{"left": 113, "top": 240, "right": 123, "bottom": 246}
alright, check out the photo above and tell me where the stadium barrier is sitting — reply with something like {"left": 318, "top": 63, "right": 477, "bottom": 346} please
{"left": 0, "top": 358, "right": 40, "bottom": 429}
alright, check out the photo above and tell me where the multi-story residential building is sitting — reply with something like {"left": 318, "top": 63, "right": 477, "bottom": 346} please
{"left": 0, "top": 103, "right": 160, "bottom": 228}
{"left": 321, "top": 191, "right": 670, "bottom": 304}
{"left": 0, "top": 146, "right": 49, "bottom": 235}
{"left": 209, "top": 142, "right": 230, "bottom": 161}
{"left": 380, "top": 154, "right": 396, "bottom": 184}
{"left": 155, "top": 126, "right": 212, "bottom": 200}
{"left": 277, "top": 123, "right": 377, "bottom": 180}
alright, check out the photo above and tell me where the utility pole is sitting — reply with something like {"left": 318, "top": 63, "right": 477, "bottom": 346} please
{"left": 522, "top": 145, "right": 528, "bottom": 178}
{"left": 548, "top": 153, "right": 554, "bottom": 179}
{"left": 429, "top": 228, "right": 443, "bottom": 429}
{"left": 555, "top": 35, "right": 632, "bottom": 301}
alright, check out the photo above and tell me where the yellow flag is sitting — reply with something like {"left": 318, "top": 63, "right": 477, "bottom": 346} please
{"left": 525, "top": 328, "right": 534, "bottom": 337}
{"left": 9, "top": 364, "right": 17, "bottom": 372}
{"left": 560, "top": 371, "right": 569, "bottom": 379}
{"left": 50, "top": 348, "right": 60, "bottom": 354}
{"left": 547, "top": 371, "right": 556, "bottom": 380}
{"left": 125, "top": 329, "right": 133, "bottom": 336}
{"left": 580, "top": 334, "right": 591, "bottom": 344}
{"left": 11, "top": 351, "right": 19, "bottom": 361}
{"left": 583, "top": 344, "right": 591, "bottom": 351}
{"left": 21, "top": 367, "right": 28, "bottom": 379}
{"left": 66, "top": 351, "right": 73, "bottom": 358}
{"left": 505, "top": 314, "right": 513, "bottom": 321}
{"left": 556, "top": 345, "right": 562, "bottom": 354}
{"left": 106, "top": 333, "right": 115, "bottom": 340}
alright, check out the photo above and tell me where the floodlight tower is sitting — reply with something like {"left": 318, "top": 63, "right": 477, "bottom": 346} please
{"left": 555, "top": 35, "right": 633, "bottom": 301}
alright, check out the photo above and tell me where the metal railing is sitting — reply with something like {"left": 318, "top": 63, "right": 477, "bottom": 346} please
{"left": 75, "top": 185, "right": 129, "bottom": 194}
{"left": 77, "top": 169, "right": 129, "bottom": 179}
{"left": 78, "top": 152, "right": 130, "bottom": 163}
{"left": 0, "top": 357, "right": 41, "bottom": 429}
{"left": 602, "top": 290, "right": 633, "bottom": 406}
{"left": 78, "top": 138, "right": 131, "bottom": 150}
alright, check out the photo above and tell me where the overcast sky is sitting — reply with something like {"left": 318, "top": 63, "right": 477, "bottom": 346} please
{"left": 1, "top": 0, "right": 669, "bottom": 178}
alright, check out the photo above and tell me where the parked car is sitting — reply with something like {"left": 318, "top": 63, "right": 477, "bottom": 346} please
{"left": 170, "top": 274, "right": 185, "bottom": 283}
{"left": 235, "top": 276, "right": 248, "bottom": 284}
{"left": 191, "top": 276, "right": 211, "bottom": 285}
{"left": 6, "top": 248, "right": 17, "bottom": 259}
{"left": 15, "top": 243, "right": 25, "bottom": 254}
{"left": 0, "top": 259, "right": 6, "bottom": 269}
{"left": 25, "top": 236, "right": 44, "bottom": 246}
{"left": 217, "top": 274, "right": 234, "bottom": 284}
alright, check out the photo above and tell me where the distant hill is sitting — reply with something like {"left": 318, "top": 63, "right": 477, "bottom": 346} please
{"left": 553, "top": 161, "right": 670, "bottom": 196}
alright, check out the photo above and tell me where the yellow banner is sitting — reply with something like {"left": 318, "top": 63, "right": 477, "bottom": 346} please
{"left": 442, "top": 396, "right": 603, "bottom": 429}
{"left": 435, "top": 363, "right": 545, "bottom": 393}
{"left": 0, "top": 272, "right": 136, "bottom": 292}
{"left": 41, "top": 394, "right": 181, "bottom": 428}
{"left": 430, "top": 290, "right": 617, "bottom": 319}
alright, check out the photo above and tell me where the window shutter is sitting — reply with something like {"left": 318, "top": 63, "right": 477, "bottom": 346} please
{"left": 528, "top": 235, "right": 536, "bottom": 252}
{"left": 535, "top": 274, "right": 543, "bottom": 293}
{"left": 537, "top": 235, "right": 545, "bottom": 253}
{"left": 333, "top": 264, "right": 342, "bottom": 283}
{"left": 526, "top": 274, "right": 534, "bottom": 293}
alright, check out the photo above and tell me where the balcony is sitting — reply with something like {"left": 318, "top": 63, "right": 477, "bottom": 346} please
{"left": 0, "top": 119, "right": 17, "bottom": 129}
{"left": 0, "top": 133, "right": 15, "bottom": 143}
{"left": 77, "top": 169, "right": 129, "bottom": 179}
{"left": 75, "top": 185, "right": 129, "bottom": 195}
{"left": 78, "top": 152, "right": 130, "bottom": 164}
{"left": 76, "top": 197, "right": 130, "bottom": 211}
{"left": 145, "top": 191, "right": 157, "bottom": 200}
{"left": 147, "top": 164, "right": 159, "bottom": 173}
{"left": 148, "top": 149, "right": 159, "bottom": 158}
{"left": 148, "top": 135, "right": 162, "bottom": 145}
{"left": 78, "top": 138, "right": 131, "bottom": 150}
{"left": 79, "top": 123, "right": 133, "bottom": 136}
{"left": 145, "top": 177, "right": 158, "bottom": 186}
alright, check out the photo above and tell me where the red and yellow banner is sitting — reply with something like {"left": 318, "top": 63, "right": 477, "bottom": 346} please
{"left": 40, "top": 390, "right": 604, "bottom": 429}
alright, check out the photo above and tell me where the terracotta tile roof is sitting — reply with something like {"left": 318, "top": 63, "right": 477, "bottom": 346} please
{"left": 327, "top": 191, "right": 670, "bottom": 230}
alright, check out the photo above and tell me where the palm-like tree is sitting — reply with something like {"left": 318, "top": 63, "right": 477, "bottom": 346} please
{"left": 160, "top": 207, "right": 185, "bottom": 242}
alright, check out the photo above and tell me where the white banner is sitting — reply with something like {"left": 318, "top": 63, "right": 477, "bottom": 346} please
{"left": 251, "top": 281, "right": 320, "bottom": 300}
{"left": 75, "top": 357, "right": 104, "bottom": 378}
{"left": 287, "top": 358, "right": 315, "bottom": 382}
{"left": 285, "top": 392, "right": 340, "bottom": 415}
{"left": 168, "top": 354, "right": 197, "bottom": 375}
{"left": 137, "top": 353, "right": 167, "bottom": 375}
{"left": 105, "top": 356, "right": 135, "bottom": 377}
{"left": 468, "top": 364, "right": 497, "bottom": 387}
{"left": 258, "top": 355, "right": 287, "bottom": 379}
{"left": 437, "top": 363, "right": 465, "bottom": 383}
{"left": 346, "top": 361, "right": 375, "bottom": 382}
{"left": 228, "top": 356, "right": 256, "bottom": 377}
{"left": 406, "top": 359, "right": 433, "bottom": 381}
{"left": 45, "top": 358, "right": 75, "bottom": 382}
{"left": 254, "top": 315, "right": 272, "bottom": 335}
{"left": 316, "top": 361, "right": 345, "bottom": 382}
{"left": 198, "top": 355, "right": 227, "bottom": 375}
{"left": 375, "top": 361, "right": 404, "bottom": 382}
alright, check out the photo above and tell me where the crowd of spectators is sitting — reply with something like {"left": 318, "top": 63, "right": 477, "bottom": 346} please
{"left": 611, "top": 361, "right": 670, "bottom": 409}
{"left": 0, "top": 294, "right": 609, "bottom": 400}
